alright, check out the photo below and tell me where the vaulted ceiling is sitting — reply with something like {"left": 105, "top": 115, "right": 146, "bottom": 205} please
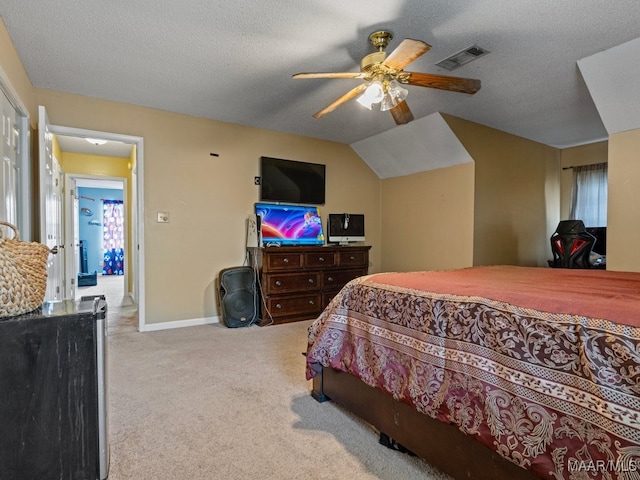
{"left": 3, "top": 1, "right": 640, "bottom": 173}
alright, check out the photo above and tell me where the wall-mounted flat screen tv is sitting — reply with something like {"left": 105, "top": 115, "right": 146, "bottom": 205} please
{"left": 255, "top": 202, "right": 325, "bottom": 246}
{"left": 260, "top": 156, "right": 326, "bottom": 205}
{"left": 327, "top": 213, "right": 365, "bottom": 245}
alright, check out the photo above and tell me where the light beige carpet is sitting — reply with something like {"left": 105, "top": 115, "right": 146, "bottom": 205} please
{"left": 76, "top": 274, "right": 137, "bottom": 336}
{"left": 105, "top": 314, "right": 454, "bottom": 480}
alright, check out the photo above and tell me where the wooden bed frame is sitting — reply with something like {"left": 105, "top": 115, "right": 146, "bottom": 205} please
{"left": 312, "top": 366, "right": 539, "bottom": 480}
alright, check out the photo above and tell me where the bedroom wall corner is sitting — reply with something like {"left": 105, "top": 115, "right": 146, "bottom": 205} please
{"left": 442, "top": 114, "right": 560, "bottom": 267}
{"left": 607, "top": 128, "right": 640, "bottom": 272}
{"left": 559, "top": 141, "right": 608, "bottom": 219}
{"left": 380, "top": 162, "right": 474, "bottom": 272}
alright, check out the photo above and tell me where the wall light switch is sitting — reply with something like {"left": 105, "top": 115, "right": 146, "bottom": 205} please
{"left": 157, "top": 212, "right": 170, "bottom": 223}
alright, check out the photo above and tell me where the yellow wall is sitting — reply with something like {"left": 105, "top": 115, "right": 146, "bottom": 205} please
{"left": 381, "top": 163, "right": 474, "bottom": 271}
{"left": 52, "top": 134, "right": 61, "bottom": 161}
{"left": 61, "top": 151, "right": 131, "bottom": 178}
{"left": 559, "top": 141, "right": 608, "bottom": 219}
{"left": 380, "top": 112, "right": 566, "bottom": 272}
{"left": 443, "top": 115, "right": 561, "bottom": 267}
{"left": 35, "top": 89, "right": 381, "bottom": 325}
{"left": 607, "top": 128, "right": 640, "bottom": 272}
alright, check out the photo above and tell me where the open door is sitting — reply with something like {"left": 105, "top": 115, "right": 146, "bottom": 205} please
{"left": 41, "top": 116, "right": 146, "bottom": 330}
{"left": 38, "top": 105, "right": 65, "bottom": 301}
{"left": 64, "top": 175, "right": 79, "bottom": 300}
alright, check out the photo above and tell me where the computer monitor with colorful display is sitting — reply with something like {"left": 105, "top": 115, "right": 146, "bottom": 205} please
{"left": 255, "top": 203, "right": 325, "bottom": 246}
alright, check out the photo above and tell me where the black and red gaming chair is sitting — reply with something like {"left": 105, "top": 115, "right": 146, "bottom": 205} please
{"left": 549, "top": 220, "right": 596, "bottom": 268}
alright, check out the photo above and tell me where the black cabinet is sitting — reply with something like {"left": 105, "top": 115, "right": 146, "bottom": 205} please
{"left": 0, "top": 299, "right": 108, "bottom": 480}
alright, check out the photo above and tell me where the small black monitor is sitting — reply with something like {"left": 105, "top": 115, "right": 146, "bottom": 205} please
{"left": 327, "top": 214, "right": 365, "bottom": 245}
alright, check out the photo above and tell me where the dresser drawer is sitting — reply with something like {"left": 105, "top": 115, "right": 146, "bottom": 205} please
{"left": 264, "top": 252, "right": 303, "bottom": 271}
{"left": 304, "top": 251, "right": 337, "bottom": 268}
{"left": 339, "top": 250, "right": 368, "bottom": 268}
{"left": 266, "top": 294, "right": 322, "bottom": 319}
{"left": 254, "top": 245, "right": 370, "bottom": 325}
{"left": 323, "top": 269, "right": 366, "bottom": 291}
{"left": 265, "top": 272, "right": 320, "bottom": 294}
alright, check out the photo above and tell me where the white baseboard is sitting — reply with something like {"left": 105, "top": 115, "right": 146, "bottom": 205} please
{"left": 141, "top": 315, "right": 220, "bottom": 332}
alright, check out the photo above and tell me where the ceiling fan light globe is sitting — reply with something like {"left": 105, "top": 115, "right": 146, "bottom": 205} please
{"left": 356, "top": 95, "right": 375, "bottom": 110}
{"left": 380, "top": 80, "right": 408, "bottom": 112}
{"left": 380, "top": 94, "right": 396, "bottom": 112}
{"left": 388, "top": 80, "right": 408, "bottom": 102}
{"left": 366, "top": 81, "right": 384, "bottom": 101}
{"left": 356, "top": 81, "right": 384, "bottom": 110}
{"left": 367, "top": 81, "right": 384, "bottom": 103}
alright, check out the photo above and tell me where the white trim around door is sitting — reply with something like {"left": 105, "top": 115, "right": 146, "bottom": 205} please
{"left": 48, "top": 123, "right": 146, "bottom": 331}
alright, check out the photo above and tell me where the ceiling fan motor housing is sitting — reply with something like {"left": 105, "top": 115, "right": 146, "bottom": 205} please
{"left": 368, "top": 30, "right": 393, "bottom": 50}
{"left": 360, "top": 52, "right": 387, "bottom": 72}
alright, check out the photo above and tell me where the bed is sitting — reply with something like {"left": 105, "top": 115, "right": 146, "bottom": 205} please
{"left": 305, "top": 265, "right": 640, "bottom": 480}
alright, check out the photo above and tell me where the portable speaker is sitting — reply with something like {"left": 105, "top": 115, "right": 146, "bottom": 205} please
{"left": 219, "top": 267, "right": 258, "bottom": 328}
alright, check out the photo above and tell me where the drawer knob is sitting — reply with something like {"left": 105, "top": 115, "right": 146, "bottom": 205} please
{"left": 283, "top": 258, "right": 289, "bottom": 263}
{"left": 309, "top": 300, "right": 315, "bottom": 305}
{"left": 350, "top": 256, "right": 355, "bottom": 260}
{"left": 308, "top": 278, "right": 314, "bottom": 283}
{"left": 327, "top": 277, "right": 334, "bottom": 282}
{"left": 275, "top": 280, "right": 282, "bottom": 286}
{"left": 319, "top": 257, "right": 324, "bottom": 262}
{"left": 275, "top": 303, "right": 282, "bottom": 309}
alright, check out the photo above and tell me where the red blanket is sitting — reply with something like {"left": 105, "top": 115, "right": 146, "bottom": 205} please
{"left": 369, "top": 266, "right": 640, "bottom": 327}
{"left": 306, "top": 266, "right": 640, "bottom": 480}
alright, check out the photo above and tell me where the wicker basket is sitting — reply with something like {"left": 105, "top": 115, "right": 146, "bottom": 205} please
{"left": 0, "top": 221, "right": 51, "bottom": 317}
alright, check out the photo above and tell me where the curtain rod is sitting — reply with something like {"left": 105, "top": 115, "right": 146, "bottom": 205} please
{"left": 562, "top": 162, "right": 607, "bottom": 171}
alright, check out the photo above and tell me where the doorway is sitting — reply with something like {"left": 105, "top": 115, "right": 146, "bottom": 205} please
{"left": 45, "top": 119, "right": 146, "bottom": 332}
{"left": 72, "top": 177, "right": 133, "bottom": 320}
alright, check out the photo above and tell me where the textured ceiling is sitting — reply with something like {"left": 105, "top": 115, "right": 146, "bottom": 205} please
{"left": 3, "top": 1, "right": 640, "bottom": 154}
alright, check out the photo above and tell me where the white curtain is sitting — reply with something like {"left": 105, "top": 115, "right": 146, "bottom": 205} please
{"left": 570, "top": 163, "right": 607, "bottom": 227}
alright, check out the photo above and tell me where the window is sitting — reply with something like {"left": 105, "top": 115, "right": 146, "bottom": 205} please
{"left": 569, "top": 162, "right": 607, "bottom": 227}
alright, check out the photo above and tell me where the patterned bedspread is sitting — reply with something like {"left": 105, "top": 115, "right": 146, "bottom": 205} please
{"left": 306, "top": 266, "right": 640, "bottom": 480}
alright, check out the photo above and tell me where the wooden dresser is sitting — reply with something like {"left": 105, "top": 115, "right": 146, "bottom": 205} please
{"left": 253, "top": 245, "right": 370, "bottom": 326}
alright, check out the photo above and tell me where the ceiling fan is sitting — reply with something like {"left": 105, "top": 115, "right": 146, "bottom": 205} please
{"left": 292, "top": 31, "right": 481, "bottom": 125}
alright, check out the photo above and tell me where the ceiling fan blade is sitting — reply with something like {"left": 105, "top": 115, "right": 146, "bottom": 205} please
{"left": 293, "top": 72, "right": 366, "bottom": 80}
{"left": 313, "top": 83, "right": 369, "bottom": 118}
{"left": 389, "top": 100, "right": 414, "bottom": 125}
{"left": 383, "top": 39, "right": 431, "bottom": 70}
{"left": 404, "top": 72, "right": 481, "bottom": 94}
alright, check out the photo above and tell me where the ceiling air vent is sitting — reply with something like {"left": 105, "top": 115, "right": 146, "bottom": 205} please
{"left": 436, "top": 44, "right": 489, "bottom": 71}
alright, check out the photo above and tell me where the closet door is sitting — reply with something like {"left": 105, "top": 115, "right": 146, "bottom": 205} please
{"left": 1, "top": 90, "right": 18, "bottom": 225}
